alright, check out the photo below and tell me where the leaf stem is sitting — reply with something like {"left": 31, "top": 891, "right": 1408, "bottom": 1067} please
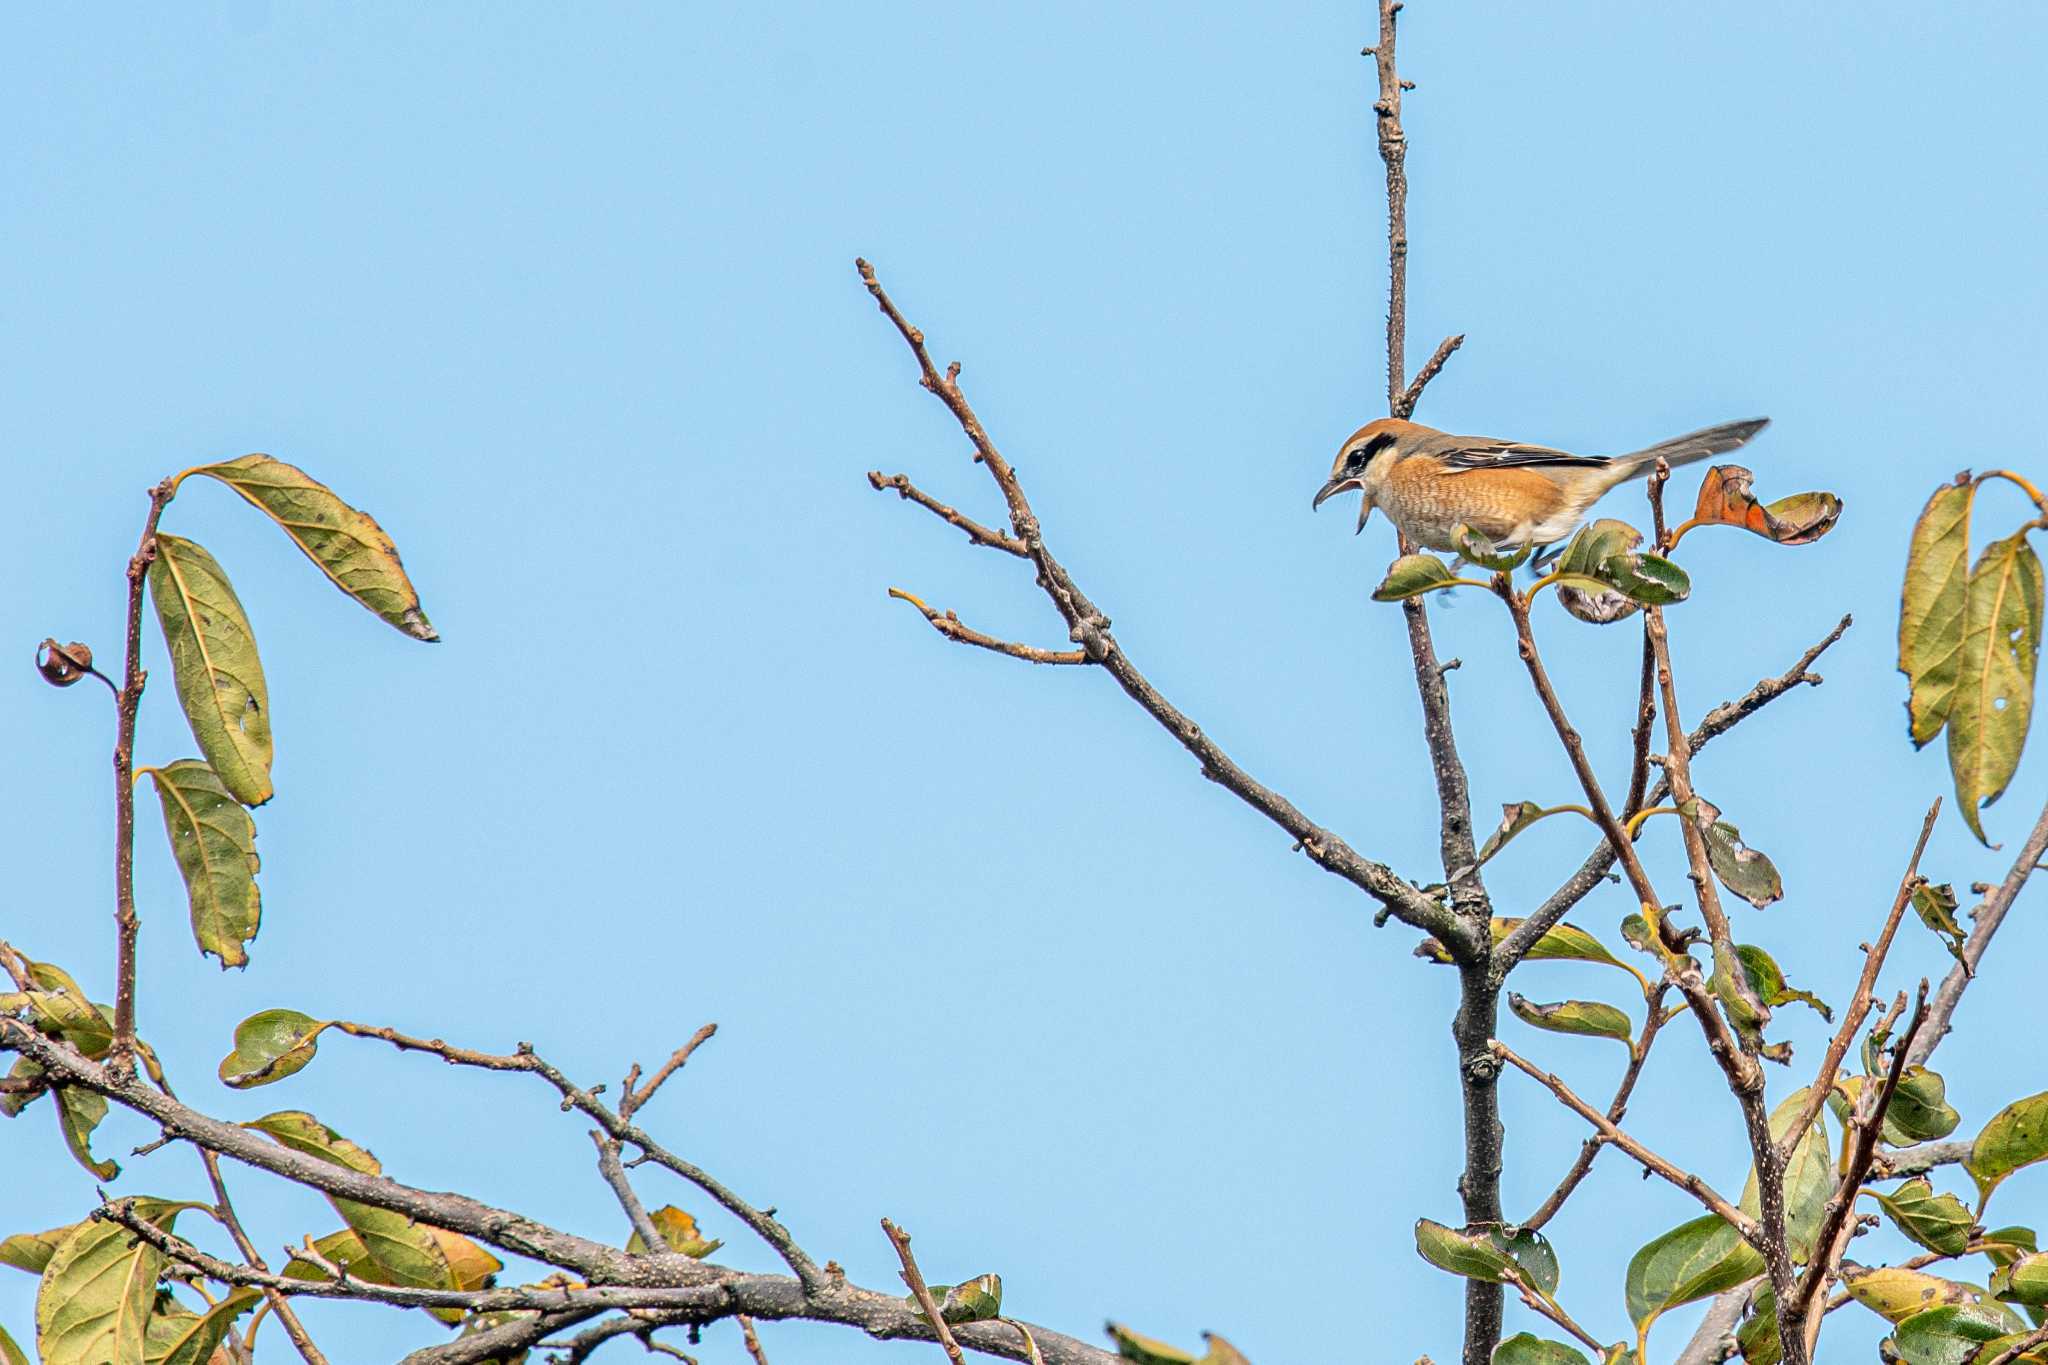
{"left": 1977, "top": 469, "right": 2048, "bottom": 515}
{"left": 1623, "top": 805, "right": 1680, "bottom": 840}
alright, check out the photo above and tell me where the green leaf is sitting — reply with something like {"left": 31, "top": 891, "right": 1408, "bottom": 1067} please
{"left": 1196, "top": 1334, "right": 1251, "bottom": 1365}
{"left": 1889, "top": 1303, "right": 2018, "bottom": 1365}
{"left": 1972, "top": 1331, "right": 2048, "bottom": 1365}
{"left": 1624, "top": 1214, "right": 1762, "bottom": 1332}
{"left": 1887, "top": 1069, "right": 1964, "bottom": 1144}
{"left": 0, "top": 1224, "right": 75, "bottom": 1275}
{"left": 1558, "top": 518, "right": 1642, "bottom": 576}
{"left": 185, "top": 455, "right": 440, "bottom": 642}
{"left": 0, "top": 1056, "right": 44, "bottom": 1117}
{"left": 1454, "top": 524, "right": 1533, "bottom": 572}
{"left": 1414, "top": 1219, "right": 1519, "bottom": 1283}
{"left": 35, "top": 1201, "right": 204, "bottom": 1365}
{"left": 1496, "top": 1227, "right": 1561, "bottom": 1297}
{"left": 1741, "top": 1090, "right": 1833, "bottom": 1260}
{"left": 0, "top": 990, "right": 111, "bottom": 1058}
{"left": 246, "top": 1111, "right": 456, "bottom": 1291}
{"left": 1872, "top": 1178, "right": 1977, "bottom": 1257}
{"left": 144, "top": 1288, "right": 259, "bottom": 1365}
{"left": 1722, "top": 943, "right": 1831, "bottom": 1021}
{"left": 1971, "top": 1092, "right": 2048, "bottom": 1207}
{"left": 1596, "top": 552, "right": 1691, "bottom": 606}
{"left": 218, "top": 1009, "right": 327, "bottom": 1088}
{"left": 1911, "top": 882, "right": 1972, "bottom": 968}
{"left": 1992, "top": 1253, "right": 2048, "bottom": 1307}
{"left": 1681, "top": 797, "right": 1783, "bottom": 908}
{"left": 1948, "top": 531, "right": 2043, "bottom": 843}
{"left": 147, "top": 535, "right": 273, "bottom": 806}
{"left": 284, "top": 1225, "right": 493, "bottom": 1326}
{"left": 1372, "top": 553, "right": 1463, "bottom": 602}
{"left": 1507, "top": 993, "right": 1632, "bottom": 1045}
{"left": 1984, "top": 1228, "right": 2041, "bottom": 1269}
{"left": 926, "top": 1273, "right": 1002, "bottom": 1324}
{"left": 1107, "top": 1322, "right": 1198, "bottom": 1364}
{"left": 1900, "top": 480, "right": 1976, "bottom": 747}
{"left": 55, "top": 1086, "right": 117, "bottom": 1181}
{"left": 1416, "top": 918, "right": 1636, "bottom": 978}
{"left": 1477, "top": 802, "right": 1549, "bottom": 865}
{"left": 625, "top": 1205, "right": 723, "bottom": 1259}
{"left": 1737, "top": 1281, "right": 1780, "bottom": 1365}
{"left": 1492, "top": 1335, "right": 1592, "bottom": 1365}
{"left": 145, "top": 760, "right": 262, "bottom": 968}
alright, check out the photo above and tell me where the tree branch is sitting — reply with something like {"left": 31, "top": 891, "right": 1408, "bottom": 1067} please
{"left": 882, "top": 1219, "right": 967, "bottom": 1365}
{"left": 1518, "top": 985, "right": 1673, "bottom": 1231}
{"left": 1908, "top": 794, "right": 2048, "bottom": 1067}
{"left": 868, "top": 472, "right": 1029, "bottom": 557}
{"left": 886, "top": 589, "right": 1088, "bottom": 665}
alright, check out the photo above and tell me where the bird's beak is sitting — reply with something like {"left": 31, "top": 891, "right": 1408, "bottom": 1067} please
{"left": 1311, "top": 475, "right": 1357, "bottom": 513}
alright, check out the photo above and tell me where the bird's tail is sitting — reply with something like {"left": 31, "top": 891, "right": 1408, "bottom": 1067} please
{"left": 1611, "top": 417, "right": 1770, "bottom": 484}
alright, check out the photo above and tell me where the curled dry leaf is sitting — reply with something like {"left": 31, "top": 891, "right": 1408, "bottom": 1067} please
{"left": 34, "top": 640, "right": 92, "bottom": 688}
{"left": 1689, "top": 465, "right": 1842, "bottom": 546}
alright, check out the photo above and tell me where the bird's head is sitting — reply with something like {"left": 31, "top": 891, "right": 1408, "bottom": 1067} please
{"left": 1314, "top": 418, "right": 1428, "bottom": 533}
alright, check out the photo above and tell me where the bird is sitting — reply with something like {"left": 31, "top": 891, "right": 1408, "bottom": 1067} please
{"left": 1311, "top": 416, "right": 1770, "bottom": 554}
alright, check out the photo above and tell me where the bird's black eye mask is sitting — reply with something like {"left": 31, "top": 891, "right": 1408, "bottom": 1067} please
{"left": 1345, "top": 431, "right": 1395, "bottom": 473}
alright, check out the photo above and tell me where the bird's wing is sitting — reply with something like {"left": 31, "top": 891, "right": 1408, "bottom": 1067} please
{"left": 1430, "top": 436, "right": 1611, "bottom": 474}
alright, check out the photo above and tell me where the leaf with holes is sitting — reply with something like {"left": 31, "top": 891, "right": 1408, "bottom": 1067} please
{"left": 1911, "top": 882, "right": 1971, "bottom": 969}
{"left": 1900, "top": 480, "right": 1976, "bottom": 747}
{"left": 146, "top": 760, "right": 261, "bottom": 968}
{"left": 148, "top": 535, "right": 273, "bottom": 806}
{"left": 1508, "top": 993, "right": 1632, "bottom": 1046}
{"left": 1948, "top": 531, "right": 2043, "bottom": 843}
{"left": 1595, "top": 552, "right": 1691, "bottom": 606}
{"left": 218, "top": 1009, "right": 326, "bottom": 1088}
{"left": 1372, "top": 553, "right": 1463, "bottom": 602}
{"left": 185, "top": 455, "right": 440, "bottom": 642}
{"left": 1871, "top": 1178, "right": 1977, "bottom": 1257}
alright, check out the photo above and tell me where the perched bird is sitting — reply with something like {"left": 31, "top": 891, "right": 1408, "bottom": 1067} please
{"left": 1312, "top": 416, "right": 1769, "bottom": 553}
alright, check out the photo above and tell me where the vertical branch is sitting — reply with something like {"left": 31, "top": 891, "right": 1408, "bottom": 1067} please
{"left": 110, "top": 477, "right": 176, "bottom": 1078}
{"left": 1369, "top": 10, "right": 1498, "bottom": 1363}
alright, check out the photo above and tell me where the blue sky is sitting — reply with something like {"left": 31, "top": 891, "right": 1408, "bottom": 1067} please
{"left": 4, "top": 3, "right": 2047, "bottom": 1362}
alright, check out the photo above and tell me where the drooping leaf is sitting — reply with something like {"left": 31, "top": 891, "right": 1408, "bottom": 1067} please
{"left": 1452, "top": 524, "right": 1533, "bottom": 573}
{"left": 1911, "top": 882, "right": 1972, "bottom": 968}
{"left": 1889, "top": 1303, "right": 2022, "bottom": 1365}
{"left": 1478, "top": 802, "right": 1549, "bottom": 865}
{"left": 1899, "top": 479, "right": 1976, "bottom": 747}
{"left": 1992, "top": 1253, "right": 2048, "bottom": 1307}
{"left": 1872, "top": 1178, "right": 1977, "bottom": 1257}
{"left": 246, "top": 1111, "right": 454, "bottom": 1291}
{"left": 1843, "top": 1266, "right": 1986, "bottom": 1324}
{"left": 35, "top": 1201, "right": 204, "bottom": 1365}
{"left": 147, "top": 535, "right": 273, "bottom": 806}
{"left": 1688, "top": 466, "right": 1842, "bottom": 546}
{"left": 55, "top": 1086, "right": 117, "bottom": 1180}
{"left": 1680, "top": 797, "right": 1783, "bottom": 908}
{"left": 143, "top": 1288, "right": 259, "bottom": 1365}
{"left": 1492, "top": 1335, "right": 1592, "bottom": 1365}
{"left": 1948, "top": 531, "right": 2043, "bottom": 844}
{"left": 1740, "top": 1090, "right": 1833, "bottom": 1260}
{"left": 1625, "top": 1214, "right": 1763, "bottom": 1332}
{"left": 1508, "top": 993, "right": 1632, "bottom": 1045}
{"left": 1373, "top": 554, "right": 1463, "bottom": 602}
{"left": 1717, "top": 944, "right": 1830, "bottom": 1022}
{"left": 1595, "top": 552, "right": 1691, "bottom": 607}
{"left": 185, "top": 455, "right": 440, "bottom": 642}
{"left": 1107, "top": 1322, "right": 1198, "bottom": 1364}
{"left": 625, "top": 1206, "right": 723, "bottom": 1259}
{"left": 145, "top": 761, "right": 261, "bottom": 968}
{"left": 218, "top": 1009, "right": 326, "bottom": 1089}
{"left": 1414, "top": 1219, "right": 1520, "bottom": 1283}
{"left": 0, "top": 1057, "right": 44, "bottom": 1117}
{"left": 1970, "top": 1092, "right": 2048, "bottom": 1207}
{"left": 0, "top": 1224, "right": 76, "bottom": 1275}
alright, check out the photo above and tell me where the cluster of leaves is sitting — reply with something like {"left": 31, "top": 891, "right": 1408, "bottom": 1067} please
{"left": 1900, "top": 472, "right": 2048, "bottom": 841}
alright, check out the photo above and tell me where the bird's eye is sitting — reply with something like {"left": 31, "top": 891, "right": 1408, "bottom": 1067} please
{"left": 1345, "top": 448, "right": 1367, "bottom": 470}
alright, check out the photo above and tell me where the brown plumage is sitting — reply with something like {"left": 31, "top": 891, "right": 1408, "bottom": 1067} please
{"left": 1312, "top": 416, "right": 1769, "bottom": 552}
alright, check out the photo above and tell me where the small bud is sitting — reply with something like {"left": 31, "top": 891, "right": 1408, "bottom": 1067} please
{"left": 36, "top": 638, "right": 95, "bottom": 687}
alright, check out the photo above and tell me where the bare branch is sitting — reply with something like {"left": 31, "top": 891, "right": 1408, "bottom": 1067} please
{"left": 882, "top": 1219, "right": 968, "bottom": 1365}
{"left": 1519, "top": 985, "right": 1673, "bottom": 1231}
{"left": 855, "top": 257, "right": 1468, "bottom": 948}
{"left": 1397, "top": 334, "right": 1464, "bottom": 419}
{"left": 621, "top": 1022, "right": 719, "bottom": 1122}
{"left": 868, "top": 472, "right": 1029, "bottom": 557}
{"left": 740, "top": 1315, "right": 771, "bottom": 1365}
{"left": 1909, "top": 794, "right": 2048, "bottom": 1067}
{"left": 886, "top": 589, "right": 1088, "bottom": 665}
{"left": 592, "top": 1128, "right": 667, "bottom": 1252}
{"left": 1491, "top": 1042, "right": 1762, "bottom": 1246}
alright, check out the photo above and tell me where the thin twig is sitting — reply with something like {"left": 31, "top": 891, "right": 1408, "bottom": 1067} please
{"left": 867, "top": 472, "right": 1029, "bottom": 557}
{"left": 620, "top": 1023, "right": 719, "bottom": 1123}
{"left": 592, "top": 1129, "right": 667, "bottom": 1252}
{"left": 739, "top": 1315, "right": 771, "bottom": 1365}
{"left": 1909, "top": 795, "right": 2048, "bottom": 1067}
{"left": 1519, "top": 983, "right": 1672, "bottom": 1231}
{"left": 109, "top": 477, "right": 177, "bottom": 1077}
{"left": 1398, "top": 334, "right": 1465, "bottom": 418}
{"left": 886, "top": 589, "right": 1088, "bottom": 665}
{"left": 1491, "top": 1042, "right": 1762, "bottom": 1246}
{"left": 881, "top": 1219, "right": 967, "bottom": 1365}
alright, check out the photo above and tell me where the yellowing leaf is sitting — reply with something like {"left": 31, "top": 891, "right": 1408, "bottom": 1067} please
{"left": 0, "top": 1224, "right": 77, "bottom": 1275}
{"left": 1970, "top": 1091, "right": 2048, "bottom": 1207}
{"left": 246, "top": 1110, "right": 456, "bottom": 1292}
{"left": 625, "top": 1206, "right": 722, "bottom": 1259}
{"left": 1948, "top": 532, "right": 2043, "bottom": 843}
{"left": 1842, "top": 1266, "right": 1979, "bottom": 1324}
{"left": 1477, "top": 801, "right": 1549, "bottom": 865}
{"left": 1900, "top": 480, "right": 1976, "bottom": 747}
{"left": 218, "top": 1009, "right": 327, "bottom": 1088}
{"left": 1108, "top": 1322, "right": 1198, "bottom": 1364}
{"left": 147, "top": 535, "right": 273, "bottom": 806}
{"left": 35, "top": 1201, "right": 205, "bottom": 1365}
{"left": 146, "top": 760, "right": 261, "bottom": 968}
{"left": 55, "top": 1086, "right": 117, "bottom": 1181}
{"left": 185, "top": 455, "right": 439, "bottom": 642}
{"left": 143, "top": 1288, "right": 259, "bottom": 1365}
